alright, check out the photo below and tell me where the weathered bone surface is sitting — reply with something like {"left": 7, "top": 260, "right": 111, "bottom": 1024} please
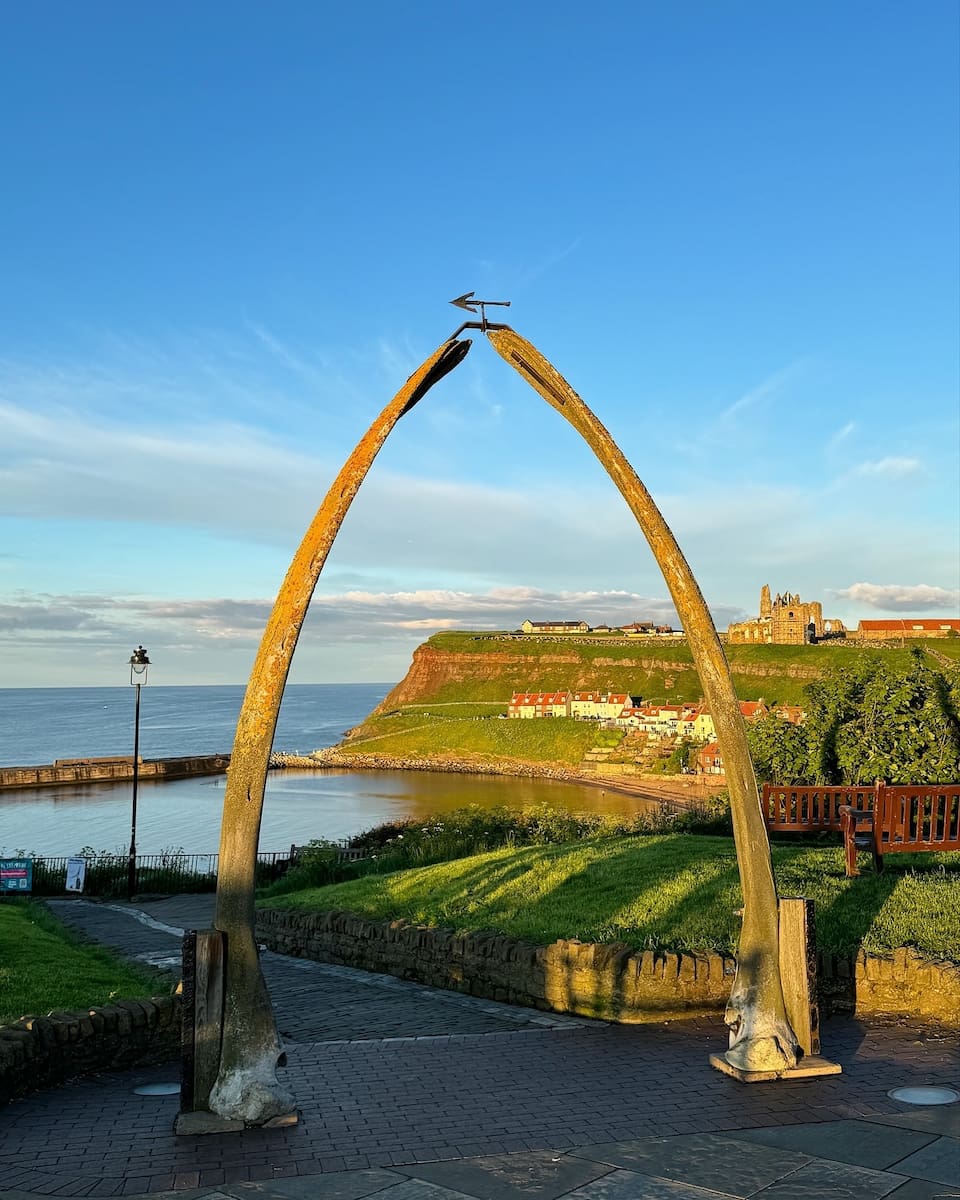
{"left": 209, "top": 339, "right": 472, "bottom": 1124}
{"left": 487, "top": 328, "right": 799, "bottom": 1073}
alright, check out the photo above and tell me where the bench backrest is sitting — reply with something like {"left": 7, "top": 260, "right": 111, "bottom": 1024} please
{"left": 875, "top": 786, "right": 960, "bottom": 853}
{"left": 761, "top": 784, "right": 879, "bottom": 832}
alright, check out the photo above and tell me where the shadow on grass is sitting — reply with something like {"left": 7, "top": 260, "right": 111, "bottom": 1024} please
{"left": 265, "top": 834, "right": 958, "bottom": 1025}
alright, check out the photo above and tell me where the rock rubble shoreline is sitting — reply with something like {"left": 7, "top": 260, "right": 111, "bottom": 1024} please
{"left": 268, "top": 748, "right": 719, "bottom": 810}
{"left": 270, "top": 747, "right": 585, "bottom": 782}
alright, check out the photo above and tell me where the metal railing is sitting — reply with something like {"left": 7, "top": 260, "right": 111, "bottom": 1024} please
{"left": 26, "top": 850, "right": 291, "bottom": 897}
{"left": 19, "top": 840, "right": 372, "bottom": 897}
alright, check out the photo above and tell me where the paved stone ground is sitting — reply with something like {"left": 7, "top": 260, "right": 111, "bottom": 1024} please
{"left": 0, "top": 897, "right": 957, "bottom": 1199}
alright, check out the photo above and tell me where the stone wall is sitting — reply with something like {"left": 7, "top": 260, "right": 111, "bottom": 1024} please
{"left": 256, "top": 909, "right": 960, "bottom": 1026}
{"left": 818, "top": 947, "right": 960, "bottom": 1023}
{"left": 0, "top": 755, "right": 229, "bottom": 792}
{"left": 256, "top": 908, "right": 736, "bottom": 1022}
{"left": 0, "top": 995, "right": 181, "bottom": 1104}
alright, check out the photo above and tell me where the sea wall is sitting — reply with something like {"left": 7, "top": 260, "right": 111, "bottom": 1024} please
{"left": 256, "top": 908, "right": 960, "bottom": 1026}
{"left": 0, "top": 995, "right": 181, "bottom": 1103}
{"left": 0, "top": 754, "right": 230, "bottom": 791}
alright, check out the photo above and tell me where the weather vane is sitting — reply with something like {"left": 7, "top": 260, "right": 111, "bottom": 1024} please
{"left": 448, "top": 291, "right": 512, "bottom": 340}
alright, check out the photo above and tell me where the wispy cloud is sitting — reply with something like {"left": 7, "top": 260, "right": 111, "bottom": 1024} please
{"left": 515, "top": 236, "right": 584, "bottom": 288}
{"left": 719, "top": 361, "right": 805, "bottom": 423}
{"left": 832, "top": 582, "right": 960, "bottom": 612}
{"left": 854, "top": 457, "right": 922, "bottom": 479}
{"left": 825, "top": 421, "right": 856, "bottom": 452}
{"left": 244, "top": 320, "right": 330, "bottom": 390}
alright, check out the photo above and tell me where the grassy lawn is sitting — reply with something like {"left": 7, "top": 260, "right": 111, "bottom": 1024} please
{"left": 262, "top": 834, "right": 960, "bottom": 962}
{"left": 0, "top": 901, "right": 165, "bottom": 1025}
{"left": 338, "top": 714, "right": 612, "bottom": 765}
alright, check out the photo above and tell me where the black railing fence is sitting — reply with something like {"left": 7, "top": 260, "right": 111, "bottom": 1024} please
{"left": 20, "top": 842, "right": 364, "bottom": 898}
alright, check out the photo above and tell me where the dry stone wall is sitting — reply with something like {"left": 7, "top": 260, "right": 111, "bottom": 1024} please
{"left": 256, "top": 908, "right": 736, "bottom": 1021}
{"left": 256, "top": 909, "right": 960, "bottom": 1026}
{"left": 0, "top": 995, "right": 181, "bottom": 1104}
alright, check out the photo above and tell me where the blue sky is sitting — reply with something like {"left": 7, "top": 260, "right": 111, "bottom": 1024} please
{"left": 2, "top": 2, "right": 958, "bottom": 686}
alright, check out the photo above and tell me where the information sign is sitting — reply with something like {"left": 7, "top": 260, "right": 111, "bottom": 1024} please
{"left": 0, "top": 859, "right": 33, "bottom": 893}
{"left": 65, "top": 857, "right": 87, "bottom": 893}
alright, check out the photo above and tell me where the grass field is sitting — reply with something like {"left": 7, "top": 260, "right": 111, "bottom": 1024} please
{"left": 262, "top": 834, "right": 960, "bottom": 961}
{"left": 0, "top": 901, "right": 164, "bottom": 1025}
{"left": 336, "top": 713, "right": 621, "bottom": 765}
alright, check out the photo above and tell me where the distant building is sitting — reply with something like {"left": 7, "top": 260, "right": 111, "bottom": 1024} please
{"left": 509, "top": 689, "right": 638, "bottom": 721}
{"left": 597, "top": 693, "right": 631, "bottom": 721}
{"left": 854, "top": 618, "right": 960, "bottom": 642}
{"left": 698, "top": 742, "right": 725, "bottom": 775}
{"left": 570, "top": 690, "right": 606, "bottom": 719}
{"left": 619, "top": 622, "right": 680, "bottom": 638}
{"left": 678, "top": 701, "right": 767, "bottom": 743}
{"left": 630, "top": 703, "right": 689, "bottom": 738}
{"left": 520, "top": 619, "right": 590, "bottom": 635}
{"left": 507, "top": 691, "right": 571, "bottom": 718}
{"left": 727, "top": 585, "right": 846, "bottom": 645}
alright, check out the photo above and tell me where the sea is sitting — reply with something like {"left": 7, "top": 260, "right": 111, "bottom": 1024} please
{"left": 0, "top": 685, "right": 654, "bottom": 857}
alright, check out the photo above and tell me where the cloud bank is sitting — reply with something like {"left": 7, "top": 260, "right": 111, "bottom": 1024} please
{"left": 833, "top": 582, "right": 960, "bottom": 612}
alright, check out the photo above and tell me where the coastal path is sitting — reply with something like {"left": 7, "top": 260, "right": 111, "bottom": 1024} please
{"left": 0, "top": 896, "right": 956, "bottom": 1199}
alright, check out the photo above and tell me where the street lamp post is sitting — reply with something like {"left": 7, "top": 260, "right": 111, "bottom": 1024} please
{"left": 127, "top": 646, "right": 150, "bottom": 901}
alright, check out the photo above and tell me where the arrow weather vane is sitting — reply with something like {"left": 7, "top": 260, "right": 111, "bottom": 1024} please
{"left": 448, "top": 291, "right": 512, "bottom": 340}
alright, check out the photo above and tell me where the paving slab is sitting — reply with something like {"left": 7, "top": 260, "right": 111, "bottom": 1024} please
{"left": 884, "top": 1138, "right": 960, "bottom": 1188}
{"left": 749, "top": 1159, "right": 907, "bottom": 1198}
{"left": 884, "top": 1180, "right": 960, "bottom": 1199}
{"left": 571, "top": 1133, "right": 809, "bottom": 1197}
{"left": 720, "top": 1119, "right": 937, "bottom": 1171}
{"left": 216, "top": 1171, "right": 409, "bottom": 1198}
{"left": 399, "top": 1150, "right": 613, "bottom": 1199}
{"left": 361, "top": 1183, "right": 476, "bottom": 1200}
{"left": 866, "top": 1107, "right": 960, "bottom": 1139}
{"left": 565, "top": 1173, "right": 736, "bottom": 1199}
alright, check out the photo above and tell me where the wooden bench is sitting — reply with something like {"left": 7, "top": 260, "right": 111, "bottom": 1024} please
{"left": 840, "top": 786, "right": 960, "bottom": 877}
{"left": 761, "top": 783, "right": 960, "bottom": 877}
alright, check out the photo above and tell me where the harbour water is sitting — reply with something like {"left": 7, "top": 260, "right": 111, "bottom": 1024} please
{"left": 0, "top": 685, "right": 655, "bottom": 857}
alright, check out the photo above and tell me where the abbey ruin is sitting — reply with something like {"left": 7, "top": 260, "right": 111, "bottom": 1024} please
{"left": 727, "top": 584, "right": 846, "bottom": 645}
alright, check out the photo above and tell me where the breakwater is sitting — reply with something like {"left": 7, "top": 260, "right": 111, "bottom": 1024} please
{"left": 0, "top": 753, "right": 230, "bottom": 791}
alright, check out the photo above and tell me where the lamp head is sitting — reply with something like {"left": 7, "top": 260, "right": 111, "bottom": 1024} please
{"left": 129, "top": 645, "right": 151, "bottom": 684}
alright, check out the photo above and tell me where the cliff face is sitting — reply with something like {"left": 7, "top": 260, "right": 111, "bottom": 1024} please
{"left": 375, "top": 646, "right": 560, "bottom": 710}
{"left": 374, "top": 636, "right": 829, "bottom": 716}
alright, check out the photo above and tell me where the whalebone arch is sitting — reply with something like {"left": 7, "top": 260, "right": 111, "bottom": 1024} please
{"left": 208, "top": 326, "right": 798, "bottom": 1127}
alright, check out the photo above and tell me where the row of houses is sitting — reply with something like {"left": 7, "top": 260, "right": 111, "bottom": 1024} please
{"left": 519, "top": 619, "right": 682, "bottom": 638}
{"left": 507, "top": 691, "right": 804, "bottom": 741}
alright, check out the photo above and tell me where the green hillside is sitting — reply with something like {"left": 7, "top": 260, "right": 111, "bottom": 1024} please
{"left": 331, "top": 632, "right": 960, "bottom": 770}
{"left": 380, "top": 631, "right": 960, "bottom": 708}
